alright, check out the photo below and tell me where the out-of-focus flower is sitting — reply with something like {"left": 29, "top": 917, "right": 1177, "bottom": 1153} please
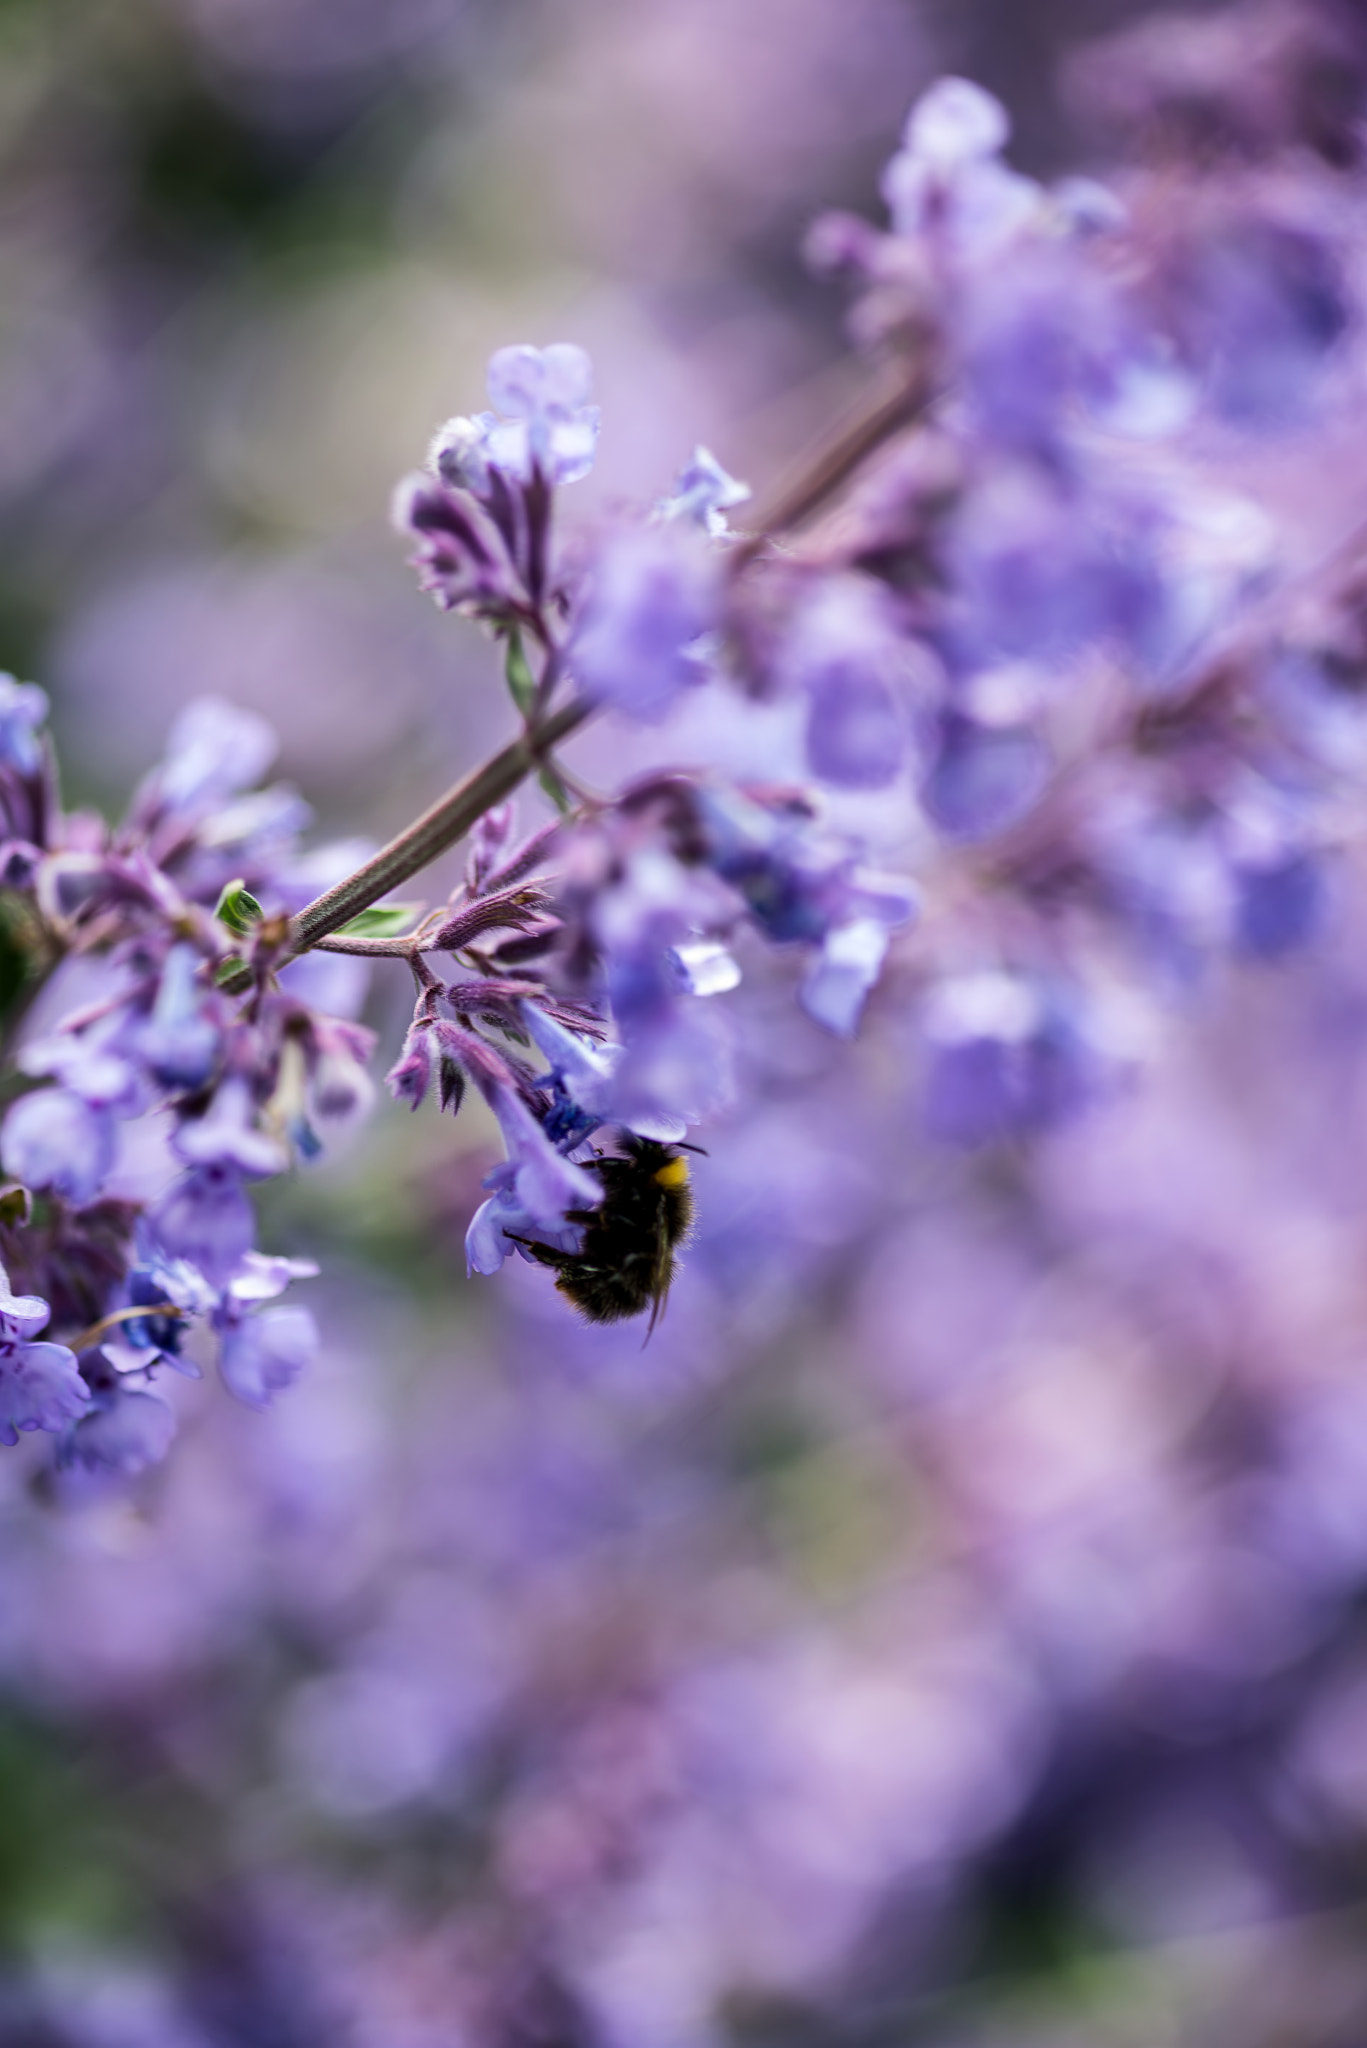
{"left": 0, "top": 1273, "right": 87, "bottom": 1445}
{"left": 571, "top": 526, "right": 720, "bottom": 721}
{"left": 658, "top": 446, "right": 752, "bottom": 536}
{"left": 1, "top": 1088, "right": 118, "bottom": 1205}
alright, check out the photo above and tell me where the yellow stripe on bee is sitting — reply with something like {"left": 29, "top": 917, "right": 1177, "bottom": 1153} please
{"left": 653, "top": 1157, "right": 689, "bottom": 1189}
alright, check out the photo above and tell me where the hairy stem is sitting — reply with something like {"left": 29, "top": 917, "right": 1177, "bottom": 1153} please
{"left": 731, "top": 357, "right": 935, "bottom": 566}
{"left": 292, "top": 697, "right": 592, "bottom": 952}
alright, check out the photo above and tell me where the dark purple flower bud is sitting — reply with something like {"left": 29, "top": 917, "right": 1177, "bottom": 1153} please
{"left": 0, "top": 841, "right": 40, "bottom": 889}
{"left": 392, "top": 475, "right": 512, "bottom": 615}
{"left": 920, "top": 711, "right": 1049, "bottom": 840}
{"left": 1, "top": 1088, "right": 116, "bottom": 1205}
{"left": 386, "top": 1024, "right": 434, "bottom": 1112}
{"left": 219, "top": 1305, "right": 318, "bottom": 1411}
{"left": 571, "top": 527, "right": 719, "bottom": 721}
{"left": 466, "top": 801, "right": 518, "bottom": 892}
{"left": 150, "top": 1162, "right": 254, "bottom": 1287}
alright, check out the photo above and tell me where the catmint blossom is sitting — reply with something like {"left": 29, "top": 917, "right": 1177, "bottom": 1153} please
{"left": 658, "top": 447, "right": 752, "bottom": 536}
{"left": 465, "top": 1082, "right": 603, "bottom": 1278}
{"left": 219, "top": 1305, "right": 318, "bottom": 1410}
{"left": 0, "top": 675, "right": 49, "bottom": 777}
{"left": 151, "top": 1163, "right": 256, "bottom": 1288}
{"left": 571, "top": 526, "right": 719, "bottom": 720}
{"left": 0, "top": 1274, "right": 88, "bottom": 1445}
{"left": 433, "top": 343, "right": 600, "bottom": 489}
{"left": 1, "top": 1087, "right": 118, "bottom": 1205}
{"left": 881, "top": 77, "right": 1041, "bottom": 256}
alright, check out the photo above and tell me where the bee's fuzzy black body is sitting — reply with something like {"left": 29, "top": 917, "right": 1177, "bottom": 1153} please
{"left": 518, "top": 1137, "right": 693, "bottom": 1331}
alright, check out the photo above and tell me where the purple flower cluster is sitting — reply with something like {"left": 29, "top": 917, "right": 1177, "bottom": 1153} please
{"left": 0, "top": 693, "right": 368, "bottom": 1478}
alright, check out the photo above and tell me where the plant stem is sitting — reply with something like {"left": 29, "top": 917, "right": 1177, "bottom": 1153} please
{"left": 730, "top": 358, "right": 934, "bottom": 567}
{"left": 291, "top": 696, "right": 592, "bottom": 953}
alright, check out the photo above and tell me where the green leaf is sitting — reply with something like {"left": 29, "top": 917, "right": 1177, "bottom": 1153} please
{"left": 504, "top": 630, "right": 538, "bottom": 718}
{"left": 215, "top": 957, "right": 247, "bottom": 987}
{"left": 538, "top": 764, "right": 574, "bottom": 817}
{"left": 335, "top": 903, "right": 422, "bottom": 940}
{"left": 214, "top": 878, "right": 263, "bottom": 936}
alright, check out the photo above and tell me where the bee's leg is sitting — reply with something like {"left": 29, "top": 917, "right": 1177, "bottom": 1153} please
{"left": 505, "top": 1233, "right": 573, "bottom": 1272}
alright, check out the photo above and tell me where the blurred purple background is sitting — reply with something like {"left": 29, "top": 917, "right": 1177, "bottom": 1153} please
{"left": 17, "top": 4, "right": 1367, "bottom": 2048}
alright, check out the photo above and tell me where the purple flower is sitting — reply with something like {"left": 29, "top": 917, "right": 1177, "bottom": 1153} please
{"left": 882, "top": 78, "right": 1040, "bottom": 257}
{"left": 150, "top": 1162, "right": 255, "bottom": 1287}
{"left": 783, "top": 577, "right": 913, "bottom": 792}
{"left": 104, "top": 1253, "right": 215, "bottom": 1376}
{"left": 386, "top": 1023, "right": 435, "bottom": 1112}
{"left": 433, "top": 344, "right": 600, "bottom": 490}
{"left": 57, "top": 1381, "right": 175, "bottom": 1478}
{"left": 147, "top": 697, "right": 278, "bottom": 816}
{"left": 0, "top": 674, "right": 49, "bottom": 778}
{"left": 219, "top": 1305, "right": 318, "bottom": 1411}
{"left": 1165, "top": 212, "right": 1348, "bottom": 430}
{"left": 483, "top": 342, "right": 600, "bottom": 484}
{"left": 520, "top": 1003, "right": 686, "bottom": 1143}
{"left": 392, "top": 475, "right": 513, "bottom": 616}
{"left": 0, "top": 1274, "right": 88, "bottom": 1444}
{"left": 694, "top": 785, "right": 914, "bottom": 948}
{"left": 571, "top": 527, "right": 719, "bottom": 721}
{"left": 1, "top": 1087, "right": 117, "bottom": 1204}
{"left": 903, "top": 76, "right": 1010, "bottom": 162}
{"left": 135, "top": 942, "right": 222, "bottom": 1091}
{"left": 921, "top": 972, "right": 1118, "bottom": 1145}
{"left": 658, "top": 447, "right": 752, "bottom": 537}
{"left": 173, "top": 1076, "right": 289, "bottom": 1177}
{"left": 800, "top": 919, "right": 894, "bottom": 1040}
{"left": 920, "top": 710, "right": 1050, "bottom": 841}
{"left": 1232, "top": 851, "right": 1326, "bottom": 960}
{"left": 465, "top": 1083, "right": 602, "bottom": 1277}
{"left": 604, "top": 948, "right": 735, "bottom": 1129}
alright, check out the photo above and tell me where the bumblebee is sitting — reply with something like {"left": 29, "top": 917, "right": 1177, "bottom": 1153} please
{"left": 515, "top": 1136, "right": 694, "bottom": 1333}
